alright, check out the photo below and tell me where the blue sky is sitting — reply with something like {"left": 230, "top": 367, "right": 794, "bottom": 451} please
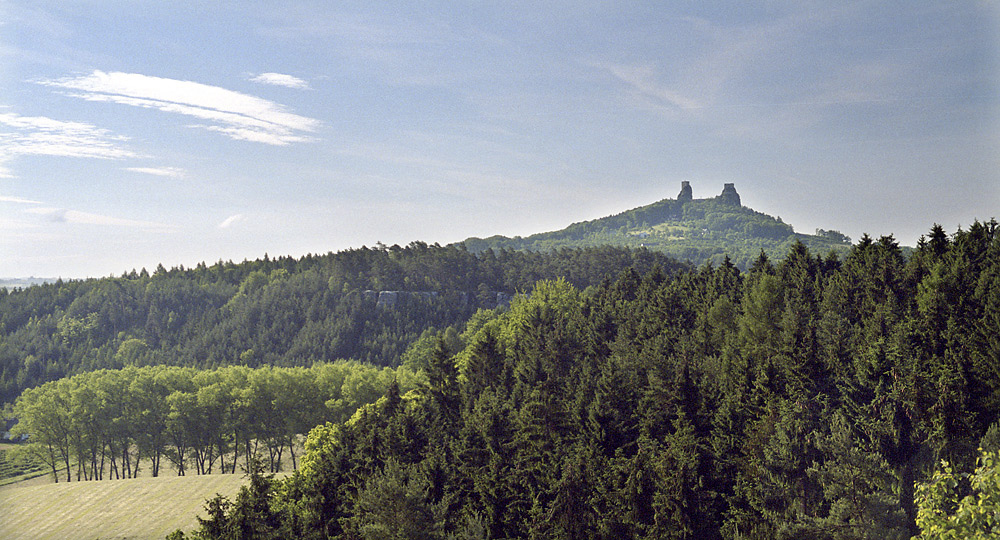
{"left": 1, "top": 1, "right": 997, "bottom": 278}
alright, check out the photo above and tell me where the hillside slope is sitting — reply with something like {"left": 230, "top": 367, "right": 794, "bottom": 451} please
{"left": 461, "top": 182, "right": 853, "bottom": 268}
{"left": 0, "top": 473, "right": 261, "bottom": 540}
{"left": 0, "top": 245, "right": 684, "bottom": 405}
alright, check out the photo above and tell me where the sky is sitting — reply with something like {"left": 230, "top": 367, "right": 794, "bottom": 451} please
{"left": 1, "top": 1, "right": 997, "bottom": 278}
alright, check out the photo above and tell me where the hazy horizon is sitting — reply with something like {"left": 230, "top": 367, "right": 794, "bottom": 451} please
{"left": 2, "top": 2, "right": 998, "bottom": 279}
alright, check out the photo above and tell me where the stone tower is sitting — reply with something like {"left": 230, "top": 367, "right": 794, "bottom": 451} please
{"left": 719, "top": 183, "right": 741, "bottom": 206}
{"left": 678, "top": 181, "right": 692, "bottom": 202}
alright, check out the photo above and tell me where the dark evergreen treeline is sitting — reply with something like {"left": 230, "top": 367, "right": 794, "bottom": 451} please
{"left": 182, "top": 221, "right": 999, "bottom": 540}
{"left": 0, "top": 243, "right": 685, "bottom": 406}
{"left": 9, "top": 362, "right": 424, "bottom": 482}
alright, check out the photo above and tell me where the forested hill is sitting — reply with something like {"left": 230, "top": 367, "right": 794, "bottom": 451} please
{"left": 460, "top": 183, "right": 854, "bottom": 269}
{"left": 0, "top": 244, "right": 685, "bottom": 406}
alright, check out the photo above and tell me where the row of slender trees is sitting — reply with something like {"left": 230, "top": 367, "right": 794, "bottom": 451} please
{"left": 9, "top": 362, "right": 423, "bottom": 482}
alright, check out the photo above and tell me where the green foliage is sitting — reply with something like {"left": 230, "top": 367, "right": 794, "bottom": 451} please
{"left": 351, "top": 459, "right": 447, "bottom": 540}
{"left": 115, "top": 337, "right": 150, "bottom": 366}
{"left": 9, "top": 362, "right": 419, "bottom": 482}
{"left": 915, "top": 449, "right": 1000, "bottom": 538}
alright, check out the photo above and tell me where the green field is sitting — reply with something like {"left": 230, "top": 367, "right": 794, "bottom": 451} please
{"left": 0, "top": 472, "right": 267, "bottom": 540}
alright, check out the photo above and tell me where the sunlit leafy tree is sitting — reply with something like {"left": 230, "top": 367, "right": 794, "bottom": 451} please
{"left": 915, "top": 449, "right": 1000, "bottom": 539}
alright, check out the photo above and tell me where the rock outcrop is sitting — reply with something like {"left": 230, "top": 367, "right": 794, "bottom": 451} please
{"left": 362, "top": 289, "right": 511, "bottom": 310}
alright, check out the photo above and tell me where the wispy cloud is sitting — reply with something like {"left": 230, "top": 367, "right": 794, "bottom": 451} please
{"left": 24, "top": 206, "right": 173, "bottom": 231}
{"left": 218, "top": 214, "right": 245, "bottom": 229}
{"left": 594, "top": 62, "right": 703, "bottom": 112}
{"left": 4, "top": 189, "right": 173, "bottom": 232}
{"left": 0, "top": 195, "right": 43, "bottom": 204}
{"left": 125, "top": 166, "right": 186, "bottom": 178}
{"left": 250, "top": 72, "right": 311, "bottom": 89}
{"left": 40, "top": 70, "right": 321, "bottom": 146}
{"left": 0, "top": 111, "right": 136, "bottom": 172}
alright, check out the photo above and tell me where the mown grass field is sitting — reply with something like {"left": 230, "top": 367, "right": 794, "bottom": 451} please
{"left": 0, "top": 443, "right": 48, "bottom": 487}
{"left": 0, "top": 438, "right": 301, "bottom": 539}
{"left": 0, "top": 472, "right": 270, "bottom": 540}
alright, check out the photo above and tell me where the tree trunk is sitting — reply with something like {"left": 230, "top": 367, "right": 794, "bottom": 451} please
{"left": 194, "top": 447, "right": 204, "bottom": 475}
{"left": 205, "top": 446, "right": 214, "bottom": 475}
{"left": 175, "top": 445, "right": 187, "bottom": 476}
{"left": 131, "top": 446, "right": 141, "bottom": 477}
{"left": 230, "top": 430, "right": 240, "bottom": 474}
{"left": 900, "top": 459, "right": 918, "bottom": 538}
{"left": 63, "top": 450, "right": 71, "bottom": 483}
{"left": 151, "top": 446, "right": 161, "bottom": 477}
{"left": 122, "top": 444, "right": 131, "bottom": 478}
{"left": 47, "top": 443, "right": 58, "bottom": 483}
{"left": 269, "top": 441, "right": 284, "bottom": 473}
{"left": 244, "top": 439, "right": 255, "bottom": 473}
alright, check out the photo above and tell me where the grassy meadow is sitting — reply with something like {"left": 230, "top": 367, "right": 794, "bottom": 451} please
{"left": 0, "top": 443, "right": 47, "bottom": 487}
{"left": 0, "top": 443, "right": 298, "bottom": 540}
{"left": 0, "top": 471, "right": 285, "bottom": 540}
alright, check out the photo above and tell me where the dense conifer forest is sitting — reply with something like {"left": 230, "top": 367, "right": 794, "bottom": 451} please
{"left": 167, "top": 220, "right": 999, "bottom": 540}
{"left": 5, "top": 220, "right": 1000, "bottom": 539}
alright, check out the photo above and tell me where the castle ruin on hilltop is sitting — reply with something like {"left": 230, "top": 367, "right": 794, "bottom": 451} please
{"left": 678, "top": 181, "right": 693, "bottom": 202}
{"left": 719, "top": 183, "right": 741, "bottom": 206}
{"left": 677, "top": 181, "right": 741, "bottom": 206}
